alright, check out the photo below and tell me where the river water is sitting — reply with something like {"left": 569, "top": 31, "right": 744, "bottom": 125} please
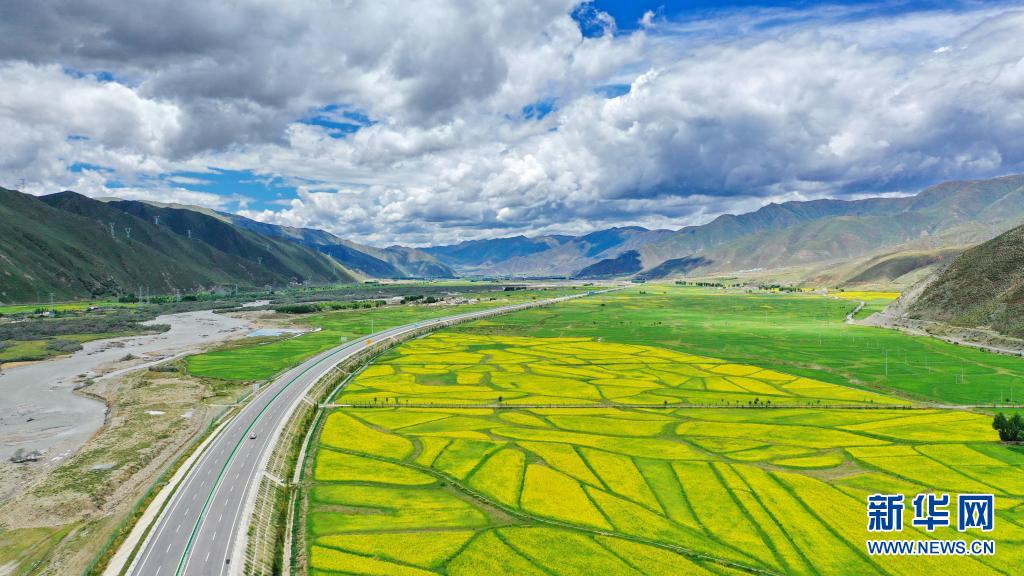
{"left": 0, "top": 310, "right": 252, "bottom": 463}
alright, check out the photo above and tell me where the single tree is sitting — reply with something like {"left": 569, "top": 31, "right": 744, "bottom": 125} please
{"left": 1010, "top": 413, "right": 1024, "bottom": 441}
{"left": 993, "top": 412, "right": 1009, "bottom": 440}
{"left": 993, "top": 412, "right": 1024, "bottom": 442}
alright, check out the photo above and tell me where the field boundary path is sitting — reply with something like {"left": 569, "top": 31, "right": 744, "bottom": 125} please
{"left": 845, "top": 300, "right": 865, "bottom": 323}
{"left": 105, "top": 288, "right": 615, "bottom": 576}
{"left": 325, "top": 402, "right": 1022, "bottom": 410}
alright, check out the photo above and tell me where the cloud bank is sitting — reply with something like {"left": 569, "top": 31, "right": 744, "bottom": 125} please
{"left": 2, "top": 1, "right": 1023, "bottom": 245}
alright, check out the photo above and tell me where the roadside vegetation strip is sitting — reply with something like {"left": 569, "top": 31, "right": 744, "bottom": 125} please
{"left": 95, "top": 394, "right": 243, "bottom": 576}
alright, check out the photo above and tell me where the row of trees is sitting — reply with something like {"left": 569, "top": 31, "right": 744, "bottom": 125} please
{"left": 993, "top": 412, "right": 1024, "bottom": 442}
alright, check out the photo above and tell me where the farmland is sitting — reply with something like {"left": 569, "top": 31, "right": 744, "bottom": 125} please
{"left": 447, "top": 287, "right": 1024, "bottom": 405}
{"left": 337, "top": 333, "right": 901, "bottom": 407}
{"left": 187, "top": 286, "right": 585, "bottom": 381}
{"left": 303, "top": 287, "right": 1024, "bottom": 575}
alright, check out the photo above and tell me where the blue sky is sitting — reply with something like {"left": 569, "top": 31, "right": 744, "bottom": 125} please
{"left": 582, "top": 0, "right": 967, "bottom": 33}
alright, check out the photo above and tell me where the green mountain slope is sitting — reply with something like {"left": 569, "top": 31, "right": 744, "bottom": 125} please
{"left": 93, "top": 198, "right": 355, "bottom": 284}
{"left": 0, "top": 189, "right": 354, "bottom": 303}
{"left": 575, "top": 175, "right": 1024, "bottom": 279}
{"left": 425, "top": 228, "right": 672, "bottom": 277}
{"left": 909, "top": 224, "right": 1024, "bottom": 337}
{"left": 220, "top": 213, "right": 454, "bottom": 278}
{"left": 573, "top": 250, "right": 642, "bottom": 279}
{"left": 642, "top": 176, "right": 1024, "bottom": 271}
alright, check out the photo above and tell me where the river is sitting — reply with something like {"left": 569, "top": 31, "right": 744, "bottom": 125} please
{"left": 0, "top": 310, "right": 252, "bottom": 464}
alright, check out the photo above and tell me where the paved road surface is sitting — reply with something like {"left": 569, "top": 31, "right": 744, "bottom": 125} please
{"left": 126, "top": 292, "right": 594, "bottom": 576}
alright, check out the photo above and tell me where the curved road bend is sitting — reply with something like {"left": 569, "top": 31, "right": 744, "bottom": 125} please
{"left": 125, "top": 290, "right": 601, "bottom": 576}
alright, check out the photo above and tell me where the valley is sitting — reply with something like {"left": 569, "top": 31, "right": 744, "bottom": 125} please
{"left": 6, "top": 3, "right": 1024, "bottom": 574}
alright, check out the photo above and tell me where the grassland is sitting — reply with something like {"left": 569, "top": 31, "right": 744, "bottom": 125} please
{"left": 187, "top": 287, "right": 584, "bottom": 381}
{"left": 0, "top": 301, "right": 136, "bottom": 315}
{"left": 0, "top": 331, "right": 137, "bottom": 364}
{"left": 444, "top": 287, "right": 1024, "bottom": 405}
{"left": 304, "top": 286, "right": 1024, "bottom": 575}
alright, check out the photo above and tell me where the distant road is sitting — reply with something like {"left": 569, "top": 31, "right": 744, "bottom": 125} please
{"left": 122, "top": 290, "right": 603, "bottom": 576}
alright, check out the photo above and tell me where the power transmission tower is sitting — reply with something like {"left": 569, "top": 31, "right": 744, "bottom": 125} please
{"left": 154, "top": 216, "right": 160, "bottom": 226}
{"left": 187, "top": 229, "right": 193, "bottom": 240}
{"left": 110, "top": 223, "right": 116, "bottom": 238}
{"left": 124, "top": 227, "right": 132, "bottom": 240}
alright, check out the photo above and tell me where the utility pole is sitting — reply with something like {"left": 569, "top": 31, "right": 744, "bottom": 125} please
{"left": 884, "top": 350, "right": 888, "bottom": 378}
{"left": 49, "top": 292, "right": 54, "bottom": 309}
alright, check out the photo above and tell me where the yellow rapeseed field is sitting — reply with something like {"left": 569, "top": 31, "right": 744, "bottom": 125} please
{"left": 307, "top": 332, "right": 1019, "bottom": 576}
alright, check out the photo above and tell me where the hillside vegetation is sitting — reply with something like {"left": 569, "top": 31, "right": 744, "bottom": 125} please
{"left": 910, "top": 223, "right": 1024, "bottom": 337}
{"left": 421, "top": 175, "right": 1024, "bottom": 279}
{"left": 0, "top": 189, "right": 354, "bottom": 302}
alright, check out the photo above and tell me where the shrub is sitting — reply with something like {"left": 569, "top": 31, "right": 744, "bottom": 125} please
{"left": 46, "top": 339, "right": 83, "bottom": 353}
{"left": 275, "top": 303, "right": 323, "bottom": 314}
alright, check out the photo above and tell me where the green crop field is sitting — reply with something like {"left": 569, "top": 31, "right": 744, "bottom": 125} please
{"left": 186, "top": 287, "right": 584, "bottom": 381}
{"left": 446, "top": 287, "right": 1024, "bottom": 405}
{"left": 0, "top": 301, "right": 136, "bottom": 315}
{"left": 338, "top": 332, "right": 901, "bottom": 407}
{"left": 303, "top": 287, "right": 1024, "bottom": 575}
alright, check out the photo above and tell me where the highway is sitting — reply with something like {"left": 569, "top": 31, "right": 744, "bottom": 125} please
{"left": 122, "top": 291, "right": 597, "bottom": 576}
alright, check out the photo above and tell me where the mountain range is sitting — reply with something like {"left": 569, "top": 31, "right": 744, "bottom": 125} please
{"left": 2, "top": 174, "right": 1024, "bottom": 302}
{"left": 421, "top": 175, "right": 1024, "bottom": 280}
{"left": 909, "top": 222, "right": 1024, "bottom": 338}
{"left": 0, "top": 189, "right": 360, "bottom": 302}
